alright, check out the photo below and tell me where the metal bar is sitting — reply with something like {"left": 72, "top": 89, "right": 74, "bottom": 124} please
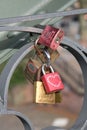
{"left": 0, "top": 109, "right": 33, "bottom": 130}
{"left": 0, "top": 26, "right": 43, "bottom": 33}
{"left": 0, "top": 8, "right": 87, "bottom": 25}
{"left": 0, "top": 36, "right": 87, "bottom": 129}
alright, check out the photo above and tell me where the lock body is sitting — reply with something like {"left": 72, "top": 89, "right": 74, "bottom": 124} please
{"left": 34, "top": 67, "right": 56, "bottom": 104}
{"left": 38, "top": 25, "right": 64, "bottom": 50}
{"left": 34, "top": 81, "right": 56, "bottom": 104}
{"left": 41, "top": 72, "right": 64, "bottom": 93}
{"left": 41, "top": 64, "right": 64, "bottom": 93}
{"left": 24, "top": 58, "right": 41, "bottom": 83}
{"left": 55, "top": 92, "right": 62, "bottom": 103}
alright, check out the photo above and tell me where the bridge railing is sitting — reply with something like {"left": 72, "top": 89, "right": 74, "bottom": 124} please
{"left": 0, "top": 37, "right": 87, "bottom": 130}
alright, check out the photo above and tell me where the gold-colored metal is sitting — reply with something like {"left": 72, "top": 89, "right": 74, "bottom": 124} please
{"left": 34, "top": 65, "right": 56, "bottom": 104}
{"left": 34, "top": 82, "right": 62, "bottom": 104}
{"left": 55, "top": 91, "right": 62, "bottom": 103}
{"left": 34, "top": 66, "right": 62, "bottom": 104}
{"left": 33, "top": 39, "right": 62, "bottom": 104}
{"left": 34, "top": 81, "right": 56, "bottom": 104}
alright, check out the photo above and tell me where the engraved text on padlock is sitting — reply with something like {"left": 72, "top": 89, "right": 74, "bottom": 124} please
{"left": 38, "top": 25, "right": 64, "bottom": 50}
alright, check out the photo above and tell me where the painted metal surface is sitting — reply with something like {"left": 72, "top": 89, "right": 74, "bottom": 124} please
{"left": 0, "top": 0, "right": 76, "bottom": 64}
{"left": 0, "top": 37, "right": 87, "bottom": 130}
{"left": 0, "top": 0, "right": 87, "bottom": 129}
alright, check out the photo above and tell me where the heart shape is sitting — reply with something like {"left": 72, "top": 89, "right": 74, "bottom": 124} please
{"left": 47, "top": 73, "right": 61, "bottom": 88}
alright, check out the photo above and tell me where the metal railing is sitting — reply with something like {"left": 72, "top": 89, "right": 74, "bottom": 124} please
{"left": 0, "top": 38, "right": 87, "bottom": 130}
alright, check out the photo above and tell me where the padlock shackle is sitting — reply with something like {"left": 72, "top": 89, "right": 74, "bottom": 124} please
{"left": 43, "top": 49, "right": 50, "bottom": 66}
{"left": 43, "top": 49, "right": 50, "bottom": 60}
{"left": 42, "top": 64, "right": 54, "bottom": 75}
{"left": 34, "top": 38, "right": 42, "bottom": 55}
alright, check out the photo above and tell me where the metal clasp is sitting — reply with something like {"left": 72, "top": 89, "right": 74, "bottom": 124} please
{"left": 43, "top": 49, "right": 51, "bottom": 66}
{"left": 42, "top": 64, "right": 54, "bottom": 75}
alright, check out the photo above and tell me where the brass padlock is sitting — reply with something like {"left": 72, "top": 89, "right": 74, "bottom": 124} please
{"left": 55, "top": 91, "right": 62, "bottom": 103}
{"left": 34, "top": 67, "right": 56, "bottom": 104}
{"left": 34, "top": 67, "right": 62, "bottom": 104}
{"left": 24, "top": 58, "right": 41, "bottom": 83}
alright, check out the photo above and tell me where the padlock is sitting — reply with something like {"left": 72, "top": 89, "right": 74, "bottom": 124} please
{"left": 48, "top": 48, "right": 60, "bottom": 63}
{"left": 34, "top": 67, "right": 63, "bottom": 103}
{"left": 34, "top": 40, "right": 60, "bottom": 63}
{"left": 55, "top": 92, "right": 62, "bottom": 103}
{"left": 41, "top": 64, "right": 64, "bottom": 93}
{"left": 34, "top": 67, "right": 56, "bottom": 104}
{"left": 24, "top": 58, "right": 41, "bottom": 83}
{"left": 37, "top": 25, "right": 64, "bottom": 50}
{"left": 34, "top": 39, "right": 46, "bottom": 63}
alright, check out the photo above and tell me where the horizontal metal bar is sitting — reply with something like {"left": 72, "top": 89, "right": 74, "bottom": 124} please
{"left": 0, "top": 8, "right": 87, "bottom": 25}
{"left": 0, "top": 26, "right": 43, "bottom": 33}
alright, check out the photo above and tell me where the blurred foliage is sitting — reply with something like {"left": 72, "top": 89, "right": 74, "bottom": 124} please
{"left": 0, "top": 49, "right": 35, "bottom": 90}
{"left": 0, "top": 58, "right": 28, "bottom": 90}
{"left": 10, "top": 64, "right": 27, "bottom": 89}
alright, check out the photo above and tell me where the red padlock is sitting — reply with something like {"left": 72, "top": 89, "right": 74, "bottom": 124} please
{"left": 41, "top": 64, "right": 64, "bottom": 93}
{"left": 38, "top": 25, "right": 64, "bottom": 50}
